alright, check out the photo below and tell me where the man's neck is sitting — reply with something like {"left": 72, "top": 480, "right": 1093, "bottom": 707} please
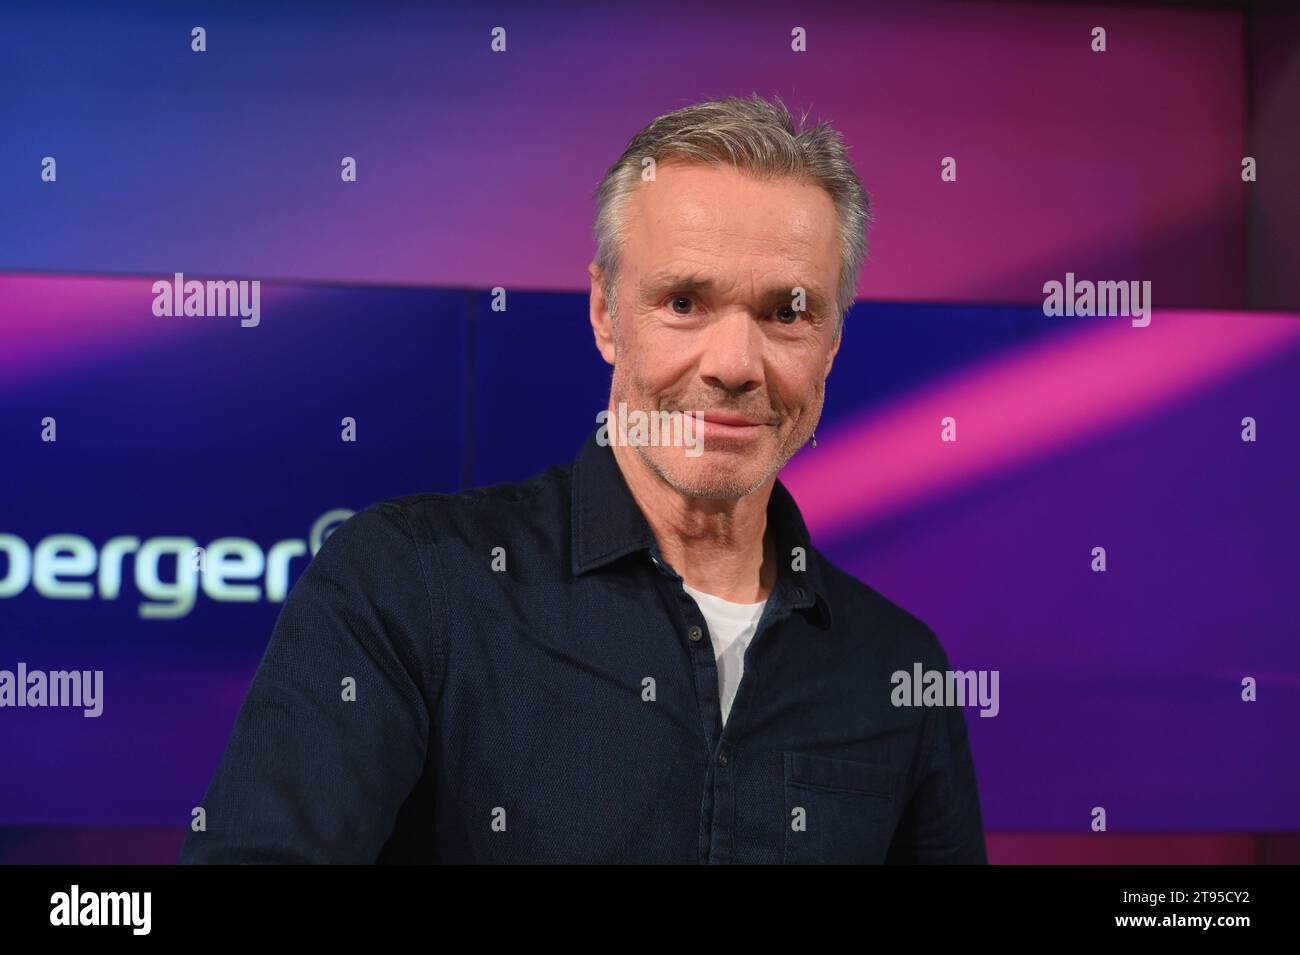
{"left": 611, "top": 442, "right": 777, "bottom": 603}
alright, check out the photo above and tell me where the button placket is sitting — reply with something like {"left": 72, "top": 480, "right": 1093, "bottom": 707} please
{"left": 679, "top": 595, "right": 725, "bottom": 749}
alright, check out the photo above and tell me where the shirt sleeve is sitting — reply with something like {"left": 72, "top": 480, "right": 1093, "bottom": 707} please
{"left": 885, "top": 636, "right": 989, "bottom": 865}
{"left": 179, "top": 502, "right": 441, "bottom": 863}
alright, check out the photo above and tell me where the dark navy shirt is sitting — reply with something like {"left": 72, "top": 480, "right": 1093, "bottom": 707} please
{"left": 181, "top": 430, "right": 987, "bottom": 864}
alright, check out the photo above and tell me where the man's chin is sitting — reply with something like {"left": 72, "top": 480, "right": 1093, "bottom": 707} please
{"left": 636, "top": 446, "right": 773, "bottom": 500}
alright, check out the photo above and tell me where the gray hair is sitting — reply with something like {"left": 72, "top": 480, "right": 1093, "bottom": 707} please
{"left": 591, "top": 93, "right": 871, "bottom": 334}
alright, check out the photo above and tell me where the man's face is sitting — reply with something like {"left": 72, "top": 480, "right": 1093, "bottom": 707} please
{"left": 590, "top": 160, "right": 843, "bottom": 500}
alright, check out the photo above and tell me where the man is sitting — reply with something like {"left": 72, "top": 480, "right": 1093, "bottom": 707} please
{"left": 181, "top": 94, "right": 987, "bottom": 864}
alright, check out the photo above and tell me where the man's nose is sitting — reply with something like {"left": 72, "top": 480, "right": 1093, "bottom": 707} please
{"left": 697, "top": 311, "right": 763, "bottom": 395}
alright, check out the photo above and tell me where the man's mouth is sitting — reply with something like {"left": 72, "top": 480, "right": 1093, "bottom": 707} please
{"left": 693, "top": 411, "right": 773, "bottom": 439}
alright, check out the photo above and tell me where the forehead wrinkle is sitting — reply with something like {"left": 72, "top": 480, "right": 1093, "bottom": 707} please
{"left": 625, "top": 171, "right": 840, "bottom": 312}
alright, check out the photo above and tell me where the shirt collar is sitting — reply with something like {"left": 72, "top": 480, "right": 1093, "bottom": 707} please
{"left": 569, "top": 428, "right": 833, "bottom": 628}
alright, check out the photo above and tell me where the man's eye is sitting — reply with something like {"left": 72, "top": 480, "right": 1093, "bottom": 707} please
{"left": 669, "top": 296, "right": 694, "bottom": 315}
{"left": 775, "top": 306, "right": 800, "bottom": 324}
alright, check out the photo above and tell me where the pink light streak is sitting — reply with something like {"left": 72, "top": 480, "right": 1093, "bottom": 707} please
{"left": 0, "top": 273, "right": 301, "bottom": 392}
{"left": 783, "top": 310, "right": 1300, "bottom": 542}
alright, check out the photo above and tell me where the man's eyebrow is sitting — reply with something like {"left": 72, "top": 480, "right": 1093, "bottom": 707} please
{"left": 638, "top": 271, "right": 715, "bottom": 295}
{"left": 638, "top": 271, "right": 833, "bottom": 310}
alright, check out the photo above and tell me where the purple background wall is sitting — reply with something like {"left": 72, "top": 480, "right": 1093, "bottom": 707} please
{"left": 3, "top": 0, "right": 1246, "bottom": 304}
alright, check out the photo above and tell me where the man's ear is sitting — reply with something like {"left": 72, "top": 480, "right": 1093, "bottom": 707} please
{"left": 589, "top": 262, "right": 617, "bottom": 366}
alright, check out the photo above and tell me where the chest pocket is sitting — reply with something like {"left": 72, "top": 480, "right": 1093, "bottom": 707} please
{"left": 783, "top": 752, "right": 901, "bottom": 864}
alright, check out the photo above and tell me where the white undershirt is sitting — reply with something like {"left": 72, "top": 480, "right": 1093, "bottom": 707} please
{"left": 682, "top": 583, "right": 768, "bottom": 727}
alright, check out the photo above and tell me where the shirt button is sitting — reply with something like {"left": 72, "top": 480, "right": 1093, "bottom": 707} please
{"left": 688, "top": 625, "right": 703, "bottom": 642}
{"left": 717, "top": 751, "right": 729, "bottom": 767}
